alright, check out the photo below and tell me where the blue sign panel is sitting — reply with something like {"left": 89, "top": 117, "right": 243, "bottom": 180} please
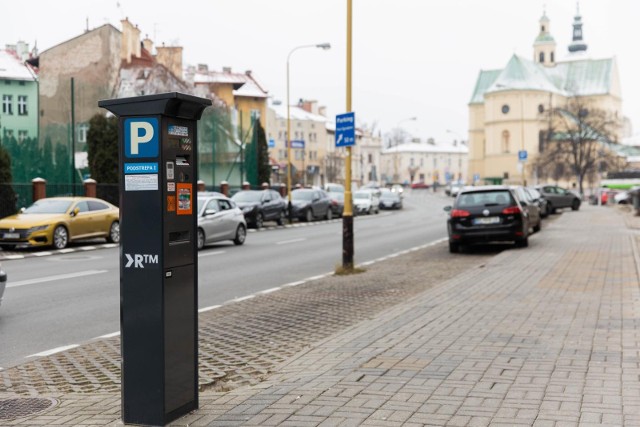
{"left": 288, "top": 140, "right": 305, "bottom": 149}
{"left": 518, "top": 150, "right": 528, "bottom": 161}
{"left": 124, "top": 162, "right": 159, "bottom": 174}
{"left": 473, "top": 173, "right": 480, "bottom": 182}
{"left": 335, "top": 112, "right": 355, "bottom": 147}
{"left": 268, "top": 138, "right": 275, "bottom": 148}
{"left": 124, "top": 117, "right": 159, "bottom": 158}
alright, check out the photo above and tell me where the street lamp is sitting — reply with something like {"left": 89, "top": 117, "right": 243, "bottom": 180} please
{"left": 286, "top": 42, "right": 331, "bottom": 222}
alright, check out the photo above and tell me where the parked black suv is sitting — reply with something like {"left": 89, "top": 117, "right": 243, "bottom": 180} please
{"left": 444, "top": 186, "right": 530, "bottom": 253}
{"left": 231, "top": 189, "right": 287, "bottom": 228}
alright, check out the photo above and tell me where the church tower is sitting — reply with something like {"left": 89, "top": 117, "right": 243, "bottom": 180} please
{"left": 568, "top": 2, "right": 588, "bottom": 53}
{"left": 533, "top": 11, "right": 556, "bottom": 67}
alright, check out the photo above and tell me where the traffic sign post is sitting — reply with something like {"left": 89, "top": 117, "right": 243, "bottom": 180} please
{"left": 518, "top": 150, "right": 528, "bottom": 161}
{"left": 99, "top": 93, "right": 211, "bottom": 426}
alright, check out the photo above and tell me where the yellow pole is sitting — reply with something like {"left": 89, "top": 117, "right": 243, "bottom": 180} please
{"left": 342, "top": 0, "right": 354, "bottom": 269}
{"left": 286, "top": 58, "right": 293, "bottom": 222}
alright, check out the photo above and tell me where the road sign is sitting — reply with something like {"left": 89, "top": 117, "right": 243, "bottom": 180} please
{"left": 473, "top": 173, "right": 480, "bottom": 182}
{"left": 336, "top": 112, "right": 355, "bottom": 147}
{"left": 268, "top": 138, "right": 275, "bottom": 148}
{"left": 124, "top": 117, "right": 159, "bottom": 158}
{"left": 518, "top": 150, "right": 528, "bottom": 161}
{"left": 288, "top": 140, "right": 305, "bottom": 149}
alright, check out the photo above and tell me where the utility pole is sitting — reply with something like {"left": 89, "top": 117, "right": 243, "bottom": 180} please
{"left": 71, "top": 77, "right": 76, "bottom": 196}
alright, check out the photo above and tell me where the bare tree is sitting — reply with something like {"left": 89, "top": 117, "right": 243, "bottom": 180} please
{"left": 322, "top": 152, "right": 343, "bottom": 183}
{"left": 533, "top": 97, "right": 624, "bottom": 195}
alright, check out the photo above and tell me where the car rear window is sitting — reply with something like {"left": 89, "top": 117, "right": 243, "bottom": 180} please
{"left": 457, "top": 190, "right": 514, "bottom": 208}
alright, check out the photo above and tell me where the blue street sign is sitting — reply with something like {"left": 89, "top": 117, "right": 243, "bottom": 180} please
{"left": 335, "top": 112, "right": 355, "bottom": 147}
{"left": 473, "top": 173, "right": 480, "bottom": 182}
{"left": 124, "top": 117, "right": 159, "bottom": 158}
{"left": 518, "top": 150, "right": 528, "bottom": 161}
{"left": 268, "top": 138, "right": 275, "bottom": 148}
{"left": 288, "top": 140, "right": 305, "bottom": 149}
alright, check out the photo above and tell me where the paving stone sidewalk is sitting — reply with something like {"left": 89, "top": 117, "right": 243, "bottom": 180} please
{"left": 2, "top": 204, "right": 639, "bottom": 426}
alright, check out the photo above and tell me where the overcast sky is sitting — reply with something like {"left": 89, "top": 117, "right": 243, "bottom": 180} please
{"left": 4, "top": 0, "right": 639, "bottom": 142}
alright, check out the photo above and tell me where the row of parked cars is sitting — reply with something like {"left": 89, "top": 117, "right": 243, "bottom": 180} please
{"left": 444, "top": 184, "right": 581, "bottom": 253}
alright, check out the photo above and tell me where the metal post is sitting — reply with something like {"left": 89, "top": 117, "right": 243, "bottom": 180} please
{"left": 71, "top": 77, "right": 76, "bottom": 196}
{"left": 287, "top": 59, "right": 293, "bottom": 223}
{"left": 342, "top": 0, "right": 354, "bottom": 270}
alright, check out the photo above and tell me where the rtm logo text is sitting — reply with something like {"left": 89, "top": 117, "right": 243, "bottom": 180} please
{"left": 125, "top": 118, "right": 159, "bottom": 158}
{"left": 125, "top": 253, "right": 159, "bottom": 268}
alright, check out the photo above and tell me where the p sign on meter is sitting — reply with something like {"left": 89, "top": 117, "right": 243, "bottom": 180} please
{"left": 125, "top": 117, "right": 159, "bottom": 158}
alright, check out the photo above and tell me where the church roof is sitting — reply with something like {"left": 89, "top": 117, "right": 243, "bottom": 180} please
{"left": 470, "top": 55, "right": 615, "bottom": 104}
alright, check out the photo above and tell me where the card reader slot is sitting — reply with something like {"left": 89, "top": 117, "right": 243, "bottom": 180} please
{"left": 176, "top": 156, "right": 190, "bottom": 166}
{"left": 169, "top": 230, "right": 190, "bottom": 245}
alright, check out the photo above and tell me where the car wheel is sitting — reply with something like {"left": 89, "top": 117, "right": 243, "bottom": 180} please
{"left": 53, "top": 225, "right": 69, "bottom": 250}
{"left": 533, "top": 221, "right": 541, "bottom": 233}
{"left": 367, "top": 207, "right": 372, "bottom": 215}
{"left": 233, "top": 224, "right": 246, "bottom": 245}
{"left": 254, "top": 213, "right": 264, "bottom": 229}
{"left": 546, "top": 203, "right": 555, "bottom": 215}
{"left": 277, "top": 210, "right": 286, "bottom": 226}
{"left": 326, "top": 208, "right": 333, "bottom": 220}
{"left": 197, "top": 228, "right": 205, "bottom": 250}
{"left": 571, "top": 199, "right": 580, "bottom": 211}
{"left": 305, "top": 209, "right": 313, "bottom": 222}
{"left": 107, "top": 221, "right": 120, "bottom": 243}
{"left": 449, "top": 242, "right": 459, "bottom": 253}
{"left": 515, "top": 236, "right": 529, "bottom": 248}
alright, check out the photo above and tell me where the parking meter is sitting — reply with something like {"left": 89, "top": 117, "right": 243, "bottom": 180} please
{"left": 99, "top": 92, "right": 211, "bottom": 426}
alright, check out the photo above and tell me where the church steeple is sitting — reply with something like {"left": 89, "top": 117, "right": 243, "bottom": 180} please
{"left": 568, "top": 2, "right": 588, "bottom": 53}
{"left": 533, "top": 10, "right": 556, "bottom": 67}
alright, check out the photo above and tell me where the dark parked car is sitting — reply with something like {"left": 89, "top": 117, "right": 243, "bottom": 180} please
{"left": 290, "top": 188, "right": 332, "bottom": 222}
{"left": 327, "top": 191, "right": 345, "bottom": 217}
{"left": 535, "top": 185, "right": 581, "bottom": 215}
{"left": 379, "top": 190, "right": 403, "bottom": 210}
{"left": 0, "top": 263, "right": 6, "bottom": 309}
{"left": 444, "top": 186, "right": 530, "bottom": 253}
{"left": 510, "top": 186, "right": 541, "bottom": 233}
{"left": 526, "top": 187, "right": 549, "bottom": 218}
{"left": 231, "top": 189, "right": 287, "bottom": 228}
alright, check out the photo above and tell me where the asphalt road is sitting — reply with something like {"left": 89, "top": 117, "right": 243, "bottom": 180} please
{"left": 0, "top": 190, "right": 451, "bottom": 369}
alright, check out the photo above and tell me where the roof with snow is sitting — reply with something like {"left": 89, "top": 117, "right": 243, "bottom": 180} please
{"left": 382, "top": 141, "right": 468, "bottom": 155}
{"left": 270, "top": 102, "right": 327, "bottom": 123}
{"left": 470, "top": 54, "right": 615, "bottom": 104}
{"left": 0, "top": 50, "right": 36, "bottom": 81}
{"left": 233, "top": 80, "right": 268, "bottom": 98}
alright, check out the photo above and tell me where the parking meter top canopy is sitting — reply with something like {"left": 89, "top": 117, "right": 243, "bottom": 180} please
{"left": 98, "top": 92, "right": 212, "bottom": 119}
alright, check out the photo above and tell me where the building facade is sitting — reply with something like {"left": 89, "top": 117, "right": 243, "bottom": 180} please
{"left": 0, "top": 43, "right": 38, "bottom": 142}
{"left": 381, "top": 139, "right": 468, "bottom": 186}
{"left": 468, "top": 8, "right": 624, "bottom": 185}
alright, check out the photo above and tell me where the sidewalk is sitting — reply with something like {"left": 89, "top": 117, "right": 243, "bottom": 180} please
{"left": 2, "top": 204, "right": 639, "bottom": 426}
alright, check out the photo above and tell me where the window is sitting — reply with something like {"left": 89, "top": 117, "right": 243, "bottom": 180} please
{"left": 550, "top": 52, "right": 555, "bottom": 63}
{"left": 18, "top": 130, "right": 28, "bottom": 142}
{"left": 77, "top": 123, "right": 89, "bottom": 143}
{"left": 74, "top": 201, "right": 90, "bottom": 213}
{"left": 88, "top": 201, "right": 109, "bottom": 211}
{"left": 368, "top": 154, "right": 373, "bottom": 164}
{"left": 539, "top": 52, "right": 545, "bottom": 63}
{"left": 2, "top": 95, "right": 13, "bottom": 115}
{"left": 502, "top": 130, "right": 510, "bottom": 153}
{"left": 218, "top": 199, "right": 232, "bottom": 210}
{"left": 18, "top": 95, "right": 27, "bottom": 116}
{"left": 501, "top": 104, "right": 510, "bottom": 114}
{"left": 19, "top": 81, "right": 25, "bottom": 86}
{"left": 538, "top": 104, "right": 544, "bottom": 114}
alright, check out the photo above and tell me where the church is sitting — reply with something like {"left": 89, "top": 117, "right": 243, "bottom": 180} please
{"left": 468, "top": 6, "right": 625, "bottom": 185}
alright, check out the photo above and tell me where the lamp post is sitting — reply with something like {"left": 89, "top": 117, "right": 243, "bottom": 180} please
{"left": 286, "top": 42, "right": 331, "bottom": 222}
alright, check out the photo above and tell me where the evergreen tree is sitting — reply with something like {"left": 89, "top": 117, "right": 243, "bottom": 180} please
{"left": 86, "top": 113, "right": 119, "bottom": 183}
{"left": 54, "top": 143, "right": 71, "bottom": 184}
{"left": 256, "top": 121, "right": 271, "bottom": 185}
{"left": 0, "top": 145, "right": 17, "bottom": 218}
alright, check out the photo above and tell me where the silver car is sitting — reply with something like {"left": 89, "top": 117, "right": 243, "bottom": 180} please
{"left": 196, "top": 193, "right": 247, "bottom": 250}
{"left": 0, "top": 263, "right": 6, "bottom": 309}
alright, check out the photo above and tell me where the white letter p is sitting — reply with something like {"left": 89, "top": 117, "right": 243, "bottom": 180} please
{"left": 130, "top": 122, "right": 154, "bottom": 155}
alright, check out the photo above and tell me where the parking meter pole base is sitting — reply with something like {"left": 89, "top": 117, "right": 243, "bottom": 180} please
{"left": 342, "top": 215, "right": 354, "bottom": 269}
{"left": 99, "top": 92, "right": 211, "bottom": 426}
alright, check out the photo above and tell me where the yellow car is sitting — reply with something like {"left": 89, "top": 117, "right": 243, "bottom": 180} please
{"left": 0, "top": 197, "right": 120, "bottom": 250}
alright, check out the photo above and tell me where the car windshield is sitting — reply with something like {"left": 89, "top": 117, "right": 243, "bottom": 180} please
{"left": 23, "top": 199, "right": 72, "bottom": 214}
{"left": 197, "top": 198, "right": 207, "bottom": 214}
{"left": 326, "top": 185, "right": 344, "bottom": 193}
{"left": 353, "top": 192, "right": 370, "bottom": 200}
{"left": 380, "top": 192, "right": 397, "bottom": 200}
{"left": 292, "top": 191, "right": 313, "bottom": 201}
{"left": 457, "top": 190, "right": 514, "bottom": 207}
{"left": 231, "top": 191, "right": 261, "bottom": 202}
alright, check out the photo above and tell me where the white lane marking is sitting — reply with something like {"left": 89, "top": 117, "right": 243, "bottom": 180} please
{"left": 7, "top": 270, "right": 108, "bottom": 288}
{"left": 276, "top": 238, "right": 306, "bottom": 245}
{"left": 33, "top": 252, "right": 53, "bottom": 257}
{"left": 198, "top": 305, "right": 221, "bottom": 313}
{"left": 198, "top": 250, "right": 226, "bottom": 258}
{"left": 28, "top": 344, "right": 79, "bottom": 358}
{"left": 97, "top": 332, "right": 120, "bottom": 339}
